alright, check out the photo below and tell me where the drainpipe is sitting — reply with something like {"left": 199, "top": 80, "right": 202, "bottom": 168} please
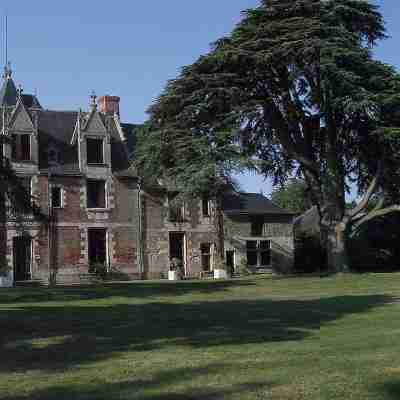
{"left": 137, "top": 177, "right": 144, "bottom": 279}
{"left": 47, "top": 169, "right": 57, "bottom": 286}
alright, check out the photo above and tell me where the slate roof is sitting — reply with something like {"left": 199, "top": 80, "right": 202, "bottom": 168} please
{"left": 37, "top": 110, "right": 80, "bottom": 173}
{"left": 38, "top": 110, "right": 78, "bottom": 144}
{"left": 121, "top": 123, "right": 139, "bottom": 158}
{"left": 21, "top": 94, "right": 42, "bottom": 109}
{"left": 222, "top": 192, "right": 294, "bottom": 215}
{"left": 0, "top": 77, "right": 18, "bottom": 107}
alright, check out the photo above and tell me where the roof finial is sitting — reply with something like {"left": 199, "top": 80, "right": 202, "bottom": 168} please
{"left": 90, "top": 90, "right": 97, "bottom": 110}
{"left": 17, "top": 83, "right": 23, "bottom": 97}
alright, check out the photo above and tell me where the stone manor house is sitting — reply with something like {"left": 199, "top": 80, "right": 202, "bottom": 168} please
{"left": 0, "top": 67, "right": 294, "bottom": 284}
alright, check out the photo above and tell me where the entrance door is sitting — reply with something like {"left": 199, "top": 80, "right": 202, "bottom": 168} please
{"left": 169, "top": 232, "right": 186, "bottom": 274}
{"left": 226, "top": 250, "right": 235, "bottom": 274}
{"left": 88, "top": 229, "right": 107, "bottom": 266}
{"left": 13, "top": 237, "right": 32, "bottom": 281}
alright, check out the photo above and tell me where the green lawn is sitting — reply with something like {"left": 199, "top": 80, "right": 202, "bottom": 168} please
{"left": 0, "top": 274, "right": 399, "bottom": 400}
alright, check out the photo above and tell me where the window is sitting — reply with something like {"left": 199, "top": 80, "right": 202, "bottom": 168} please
{"left": 246, "top": 241, "right": 258, "bottom": 267}
{"left": 87, "top": 180, "right": 106, "bottom": 209}
{"left": 200, "top": 243, "right": 212, "bottom": 271}
{"left": 260, "top": 241, "right": 271, "bottom": 266}
{"left": 168, "top": 194, "right": 185, "bottom": 222}
{"left": 251, "top": 217, "right": 264, "bottom": 236}
{"left": 87, "top": 138, "right": 104, "bottom": 164}
{"left": 202, "top": 197, "right": 211, "bottom": 217}
{"left": 51, "top": 187, "right": 62, "bottom": 208}
{"left": 246, "top": 240, "right": 271, "bottom": 268}
{"left": 13, "top": 177, "right": 32, "bottom": 212}
{"left": 11, "top": 134, "right": 31, "bottom": 162}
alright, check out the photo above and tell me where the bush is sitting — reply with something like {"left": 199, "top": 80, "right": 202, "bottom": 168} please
{"left": 294, "top": 232, "right": 327, "bottom": 273}
{"left": 238, "top": 258, "right": 253, "bottom": 276}
{"left": 89, "top": 263, "right": 108, "bottom": 280}
{"left": 0, "top": 262, "right": 11, "bottom": 277}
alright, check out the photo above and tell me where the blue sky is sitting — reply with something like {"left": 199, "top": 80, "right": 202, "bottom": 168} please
{"left": 0, "top": 1, "right": 397, "bottom": 195}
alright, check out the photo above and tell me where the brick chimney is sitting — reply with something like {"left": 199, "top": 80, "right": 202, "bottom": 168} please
{"left": 98, "top": 95, "right": 120, "bottom": 117}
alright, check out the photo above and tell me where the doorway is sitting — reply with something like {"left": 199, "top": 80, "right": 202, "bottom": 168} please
{"left": 88, "top": 228, "right": 108, "bottom": 267}
{"left": 226, "top": 250, "right": 235, "bottom": 275}
{"left": 169, "top": 232, "right": 186, "bottom": 274}
{"left": 13, "top": 236, "right": 32, "bottom": 281}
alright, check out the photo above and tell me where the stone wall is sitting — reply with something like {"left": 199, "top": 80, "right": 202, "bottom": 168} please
{"left": 224, "top": 213, "right": 294, "bottom": 273}
{"left": 142, "top": 191, "right": 218, "bottom": 279}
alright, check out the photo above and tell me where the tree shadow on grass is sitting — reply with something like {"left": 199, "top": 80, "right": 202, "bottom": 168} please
{"left": 378, "top": 380, "right": 400, "bottom": 400}
{"left": 0, "top": 363, "right": 269, "bottom": 399}
{"left": 0, "top": 294, "right": 393, "bottom": 374}
{"left": 0, "top": 279, "right": 258, "bottom": 304}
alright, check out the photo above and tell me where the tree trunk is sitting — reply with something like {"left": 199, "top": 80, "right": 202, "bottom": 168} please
{"left": 323, "top": 220, "right": 350, "bottom": 273}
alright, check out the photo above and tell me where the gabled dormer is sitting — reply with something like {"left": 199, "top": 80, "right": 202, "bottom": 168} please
{"left": 0, "top": 67, "right": 39, "bottom": 171}
{"left": 8, "top": 98, "right": 38, "bottom": 165}
{"left": 74, "top": 93, "right": 112, "bottom": 174}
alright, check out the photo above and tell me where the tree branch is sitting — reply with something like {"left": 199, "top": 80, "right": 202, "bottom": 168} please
{"left": 353, "top": 204, "right": 400, "bottom": 230}
{"left": 347, "top": 163, "right": 382, "bottom": 220}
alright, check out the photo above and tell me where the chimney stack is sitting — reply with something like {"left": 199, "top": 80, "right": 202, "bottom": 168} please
{"left": 98, "top": 95, "right": 120, "bottom": 117}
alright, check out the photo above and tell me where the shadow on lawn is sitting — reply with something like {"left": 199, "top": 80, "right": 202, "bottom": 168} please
{"left": 379, "top": 380, "right": 400, "bottom": 400}
{"left": 0, "top": 363, "right": 269, "bottom": 399}
{"left": 0, "top": 293, "right": 393, "bottom": 375}
{"left": 0, "top": 279, "right": 257, "bottom": 304}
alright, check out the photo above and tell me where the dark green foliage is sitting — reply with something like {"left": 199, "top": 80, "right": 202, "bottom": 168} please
{"left": 349, "top": 213, "right": 400, "bottom": 272}
{"left": 135, "top": 0, "right": 400, "bottom": 270}
{"left": 271, "top": 179, "right": 311, "bottom": 214}
{"left": 294, "top": 231, "right": 327, "bottom": 273}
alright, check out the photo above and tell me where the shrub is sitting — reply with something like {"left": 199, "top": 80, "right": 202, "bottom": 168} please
{"left": 89, "top": 263, "right": 108, "bottom": 280}
{"left": 0, "top": 262, "right": 11, "bottom": 277}
{"left": 238, "top": 258, "right": 253, "bottom": 276}
{"left": 294, "top": 232, "right": 327, "bottom": 273}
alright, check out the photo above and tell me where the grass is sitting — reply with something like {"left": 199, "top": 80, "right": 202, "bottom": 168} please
{"left": 0, "top": 274, "right": 399, "bottom": 399}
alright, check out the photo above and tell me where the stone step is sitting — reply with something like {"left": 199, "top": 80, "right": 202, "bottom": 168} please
{"left": 14, "top": 280, "right": 45, "bottom": 287}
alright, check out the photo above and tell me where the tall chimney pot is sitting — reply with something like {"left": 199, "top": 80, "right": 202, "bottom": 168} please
{"left": 98, "top": 95, "right": 120, "bottom": 116}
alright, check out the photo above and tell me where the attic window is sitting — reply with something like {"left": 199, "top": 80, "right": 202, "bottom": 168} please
{"left": 202, "top": 197, "right": 211, "bottom": 217}
{"left": 251, "top": 217, "right": 264, "bottom": 237}
{"left": 87, "top": 180, "right": 106, "bottom": 209}
{"left": 87, "top": 138, "right": 104, "bottom": 165}
{"left": 11, "top": 134, "right": 31, "bottom": 162}
{"left": 168, "top": 194, "right": 185, "bottom": 222}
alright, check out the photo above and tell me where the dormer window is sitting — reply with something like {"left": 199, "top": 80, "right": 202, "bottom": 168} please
{"left": 87, "top": 138, "right": 104, "bottom": 165}
{"left": 12, "top": 134, "right": 31, "bottom": 162}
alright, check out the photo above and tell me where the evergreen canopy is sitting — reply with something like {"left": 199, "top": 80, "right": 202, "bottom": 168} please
{"left": 135, "top": 0, "right": 400, "bottom": 269}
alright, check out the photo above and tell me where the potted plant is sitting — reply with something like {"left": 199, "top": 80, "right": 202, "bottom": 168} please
{"left": 214, "top": 258, "right": 229, "bottom": 280}
{"left": 0, "top": 263, "right": 13, "bottom": 288}
{"left": 168, "top": 258, "right": 182, "bottom": 281}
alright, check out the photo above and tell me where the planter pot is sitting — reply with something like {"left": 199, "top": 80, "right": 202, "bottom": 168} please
{"left": 214, "top": 269, "right": 228, "bottom": 280}
{"left": 168, "top": 270, "right": 179, "bottom": 281}
{"left": 0, "top": 275, "right": 13, "bottom": 288}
